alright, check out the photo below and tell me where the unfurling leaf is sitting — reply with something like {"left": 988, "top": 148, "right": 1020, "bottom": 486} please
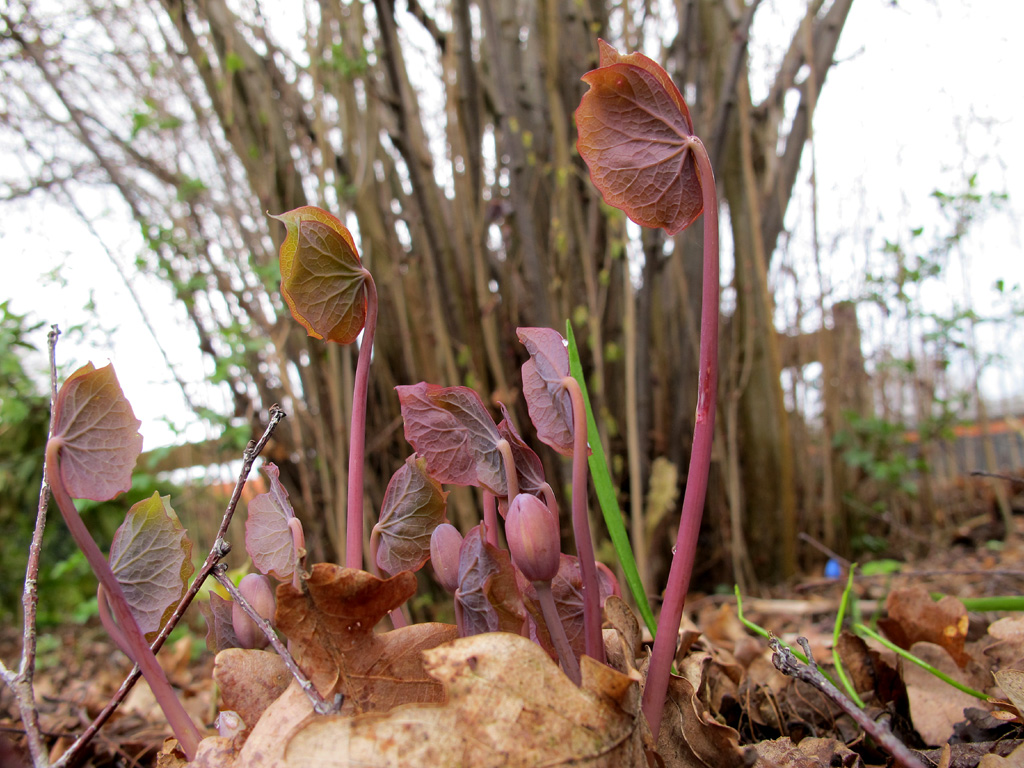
{"left": 270, "top": 206, "right": 369, "bottom": 343}
{"left": 108, "top": 492, "right": 195, "bottom": 642}
{"left": 245, "top": 462, "right": 298, "bottom": 580}
{"left": 274, "top": 563, "right": 456, "bottom": 712}
{"left": 396, "top": 382, "right": 507, "bottom": 495}
{"left": 49, "top": 362, "right": 143, "bottom": 501}
{"left": 576, "top": 39, "right": 703, "bottom": 235}
{"left": 373, "top": 455, "right": 449, "bottom": 575}
{"left": 517, "top": 328, "right": 577, "bottom": 457}
{"left": 496, "top": 403, "right": 547, "bottom": 497}
{"left": 456, "top": 525, "right": 526, "bottom": 637}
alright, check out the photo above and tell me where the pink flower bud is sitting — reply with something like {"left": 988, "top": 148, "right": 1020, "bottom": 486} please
{"left": 430, "top": 523, "right": 463, "bottom": 594}
{"left": 232, "top": 573, "right": 276, "bottom": 650}
{"left": 506, "top": 494, "right": 561, "bottom": 583}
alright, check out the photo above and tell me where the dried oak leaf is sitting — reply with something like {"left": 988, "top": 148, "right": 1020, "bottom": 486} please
{"left": 282, "top": 632, "right": 645, "bottom": 767}
{"left": 878, "top": 586, "right": 971, "bottom": 668}
{"left": 274, "top": 563, "right": 456, "bottom": 712}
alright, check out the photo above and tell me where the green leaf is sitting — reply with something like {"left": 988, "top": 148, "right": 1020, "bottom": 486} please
{"left": 109, "top": 492, "right": 195, "bottom": 642}
{"left": 50, "top": 363, "right": 143, "bottom": 501}
{"left": 565, "top": 321, "right": 657, "bottom": 638}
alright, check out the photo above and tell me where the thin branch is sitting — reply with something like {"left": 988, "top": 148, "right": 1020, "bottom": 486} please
{"left": 770, "top": 636, "right": 927, "bottom": 768}
{"left": 211, "top": 564, "right": 342, "bottom": 715}
{"left": 0, "top": 325, "right": 62, "bottom": 768}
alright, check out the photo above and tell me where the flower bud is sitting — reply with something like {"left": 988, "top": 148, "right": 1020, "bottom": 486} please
{"left": 506, "top": 494, "right": 561, "bottom": 583}
{"left": 430, "top": 523, "right": 463, "bottom": 593}
{"left": 232, "top": 573, "right": 276, "bottom": 650}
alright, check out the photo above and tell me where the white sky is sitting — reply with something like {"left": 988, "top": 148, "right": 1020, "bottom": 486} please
{"left": 2, "top": 0, "right": 1022, "bottom": 452}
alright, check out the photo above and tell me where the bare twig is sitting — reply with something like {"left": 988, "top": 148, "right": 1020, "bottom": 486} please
{"left": 0, "top": 325, "right": 62, "bottom": 768}
{"left": 769, "top": 636, "right": 927, "bottom": 768}
{"left": 211, "top": 564, "right": 341, "bottom": 715}
{"left": 53, "top": 405, "right": 286, "bottom": 768}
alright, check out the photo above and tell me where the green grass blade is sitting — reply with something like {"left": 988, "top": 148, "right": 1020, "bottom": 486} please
{"left": 832, "top": 566, "right": 865, "bottom": 708}
{"left": 566, "top": 320, "right": 658, "bottom": 637}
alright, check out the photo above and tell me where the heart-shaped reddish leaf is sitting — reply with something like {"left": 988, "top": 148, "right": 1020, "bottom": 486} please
{"left": 50, "top": 362, "right": 143, "bottom": 501}
{"left": 108, "top": 492, "right": 195, "bottom": 642}
{"left": 517, "top": 328, "right": 577, "bottom": 457}
{"left": 496, "top": 403, "right": 547, "bottom": 498}
{"left": 270, "top": 206, "right": 369, "bottom": 344}
{"left": 455, "top": 525, "right": 526, "bottom": 637}
{"left": 373, "top": 455, "right": 449, "bottom": 575}
{"left": 245, "top": 462, "right": 298, "bottom": 581}
{"left": 576, "top": 39, "right": 703, "bottom": 235}
{"left": 396, "top": 382, "right": 507, "bottom": 496}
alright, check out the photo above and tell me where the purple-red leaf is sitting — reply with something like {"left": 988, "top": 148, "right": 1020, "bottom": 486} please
{"left": 576, "top": 39, "right": 703, "bottom": 235}
{"left": 108, "top": 492, "right": 195, "bottom": 642}
{"left": 373, "top": 456, "right": 449, "bottom": 575}
{"left": 270, "top": 206, "right": 369, "bottom": 344}
{"left": 496, "top": 403, "right": 547, "bottom": 497}
{"left": 245, "top": 463, "right": 298, "bottom": 581}
{"left": 200, "top": 592, "right": 241, "bottom": 653}
{"left": 455, "top": 525, "right": 526, "bottom": 637}
{"left": 49, "top": 362, "right": 143, "bottom": 501}
{"left": 517, "top": 328, "right": 577, "bottom": 457}
{"left": 396, "top": 382, "right": 507, "bottom": 495}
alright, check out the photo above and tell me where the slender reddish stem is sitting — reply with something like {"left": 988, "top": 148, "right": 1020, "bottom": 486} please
{"left": 562, "top": 377, "right": 605, "bottom": 663}
{"left": 346, "top": 273, "right": 378, "bottom": 569}
{"left": 45, "top": 442, "right": 202, "bottom": 759}
{"left": 482, "top": 491, "right": 500, "bottom": 547}
{"left": 535, "top": 581, "right": 582, "bottom": 685}
{"left": 641, "top": 136, "right": 719, "bottom": 739}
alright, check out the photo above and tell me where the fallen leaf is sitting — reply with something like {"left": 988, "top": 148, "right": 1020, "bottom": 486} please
{"left": 281, "top": 633, "right": 644, "bottom": 767}
{"left": 752, "top": 736, "right": 862, "bottom": 768}
{"left": 879, "top": 586, "right": 971, "bottom": 668}
{"left": 904, "top": 641, "right": 988, "bottom": 746}
{"left": 213, "top": 649, "right": 291, "bottom": 736}
{"left": 274, "top": 563, "right": 456, "bottom": 712}
{"left": 656, "top": 673, "right": 745, "bottom": 768}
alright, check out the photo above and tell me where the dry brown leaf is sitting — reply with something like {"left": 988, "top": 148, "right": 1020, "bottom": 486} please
{"left": 281, "top": 632, "right": 645, "bottom": 767}
{"left": 656, "top": 674, "right": 745, "bottom": 768}
{"left": 904, "top": 641, "right": 988, "bottom": 746}
{"left": 879, "top": 586, "right": 971, "bottom": 668}
{"left": 274, "top": 563, "right": 455, "bottom": 713}
{"left": 752, "top": 736, "right": 862, "bottom": 768}
{"left": 213, "top": 649, "right": 291, "bottom": 734}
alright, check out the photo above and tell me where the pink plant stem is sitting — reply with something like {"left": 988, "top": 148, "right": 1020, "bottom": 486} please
{"left": 346, "top": 274, "right": 378, "bottom": 569}
{"left": 534, "top": 581, "right": 582, "bottom": 685}
{"left": 44, "top": 443, "right": 202, "bottom": 759}
{"left": 641, "top": 136, "right": 719, "bottom": 740}
{"left": 368, "top": 529, "right": 409, "bottom": 629}
{"left": 562, "top": 377, "right": 605, "bottom": 663}
{"left": 496, "top": 439, "right": 520, "bottom": 506}
{"left": 482, "top": 491, "right": 500, "bottom": 547}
